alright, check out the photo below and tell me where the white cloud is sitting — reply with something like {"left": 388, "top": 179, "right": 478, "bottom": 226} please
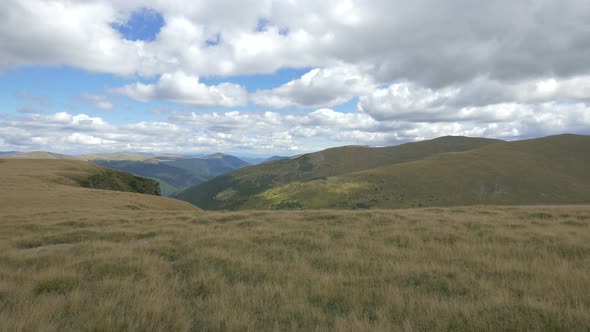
{"left": 251, "top": 64, "right": 375, "bottom": 108}
{"left": 1, "top": 104, "right": 590, "bottom": 155}
{"left": 3, "top": 0, "right": 589, "bottom": 86}
{"left": 359, "top": 75, "right": 590, "bottom": 122}
{"left": 358, "top": 83, "right": 461, "bottom": 121}
{"left": 115, "top": 71, "right": 248, "bottom": 107}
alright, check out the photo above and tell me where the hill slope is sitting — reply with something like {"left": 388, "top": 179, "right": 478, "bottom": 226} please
{"left": 0, "top": 159, "right": 197, "bottom": 211}
{"left": 2, "top": 151, "right": 78, "bottom": 160}
{"left": 242, "top": 134, "right": 590, "bottom": 209}
{"left": 95, "top": 154, "right": 250, "bottom": 196}
{"left": 176, "top": 136, "right": 502, "bottom": 209}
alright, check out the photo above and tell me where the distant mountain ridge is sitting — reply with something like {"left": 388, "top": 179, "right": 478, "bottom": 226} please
{"left": 175, "top": 136, "right": 504, "bottom": 209}
{"left": 2, "top": 151, "right": 79, "bottom": 160}
{"left": 264, "top": 156, "right": 289, "bottom": 163}
{"left": 2, "top": 150, "right": 251, "bottom": 196}
{"left": 174, "top": 134, "right": 590, "bottom": 210}
{"left": 244, "top": 134, "right": 590, "bottom": 209}
{"left": 92, "top": 154, "right": 250, "bottom": 196}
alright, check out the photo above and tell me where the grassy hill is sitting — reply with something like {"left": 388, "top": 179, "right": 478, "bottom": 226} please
{"left": 244, "top": 134, "right": 590, "bottom": 209}
{"left": 0, "top": 159, "right": 197, "bottom": 212}
{"left": 3, "top": 151, "right": 251, "bottom": 196}
{"left": 165, "top": 154, "right": 249, "bottom": 175}
{"left": 176, "top": 136, "right": 503, "bottom": 209}
{"left": 2, "top": 151, "right": 79, "bottom": 160}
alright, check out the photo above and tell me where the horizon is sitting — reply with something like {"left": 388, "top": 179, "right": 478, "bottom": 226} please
{"left": 2, "top": 1, "right": 590, "bottom": 155}
{"left": 2, "top": 132, "right": 586, "bottom": 158}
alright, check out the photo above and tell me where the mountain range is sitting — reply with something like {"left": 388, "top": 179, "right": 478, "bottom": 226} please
{"left": 175, "top": 134, "right": 590, "bottom": 210}
{"left": 1, "top": 151, "right": 252, "bottom": 196}
{"left": 4, "top": 134, "right": 590, "bottom": 210}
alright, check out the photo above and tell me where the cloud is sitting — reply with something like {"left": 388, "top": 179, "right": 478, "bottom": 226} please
{"left": 251, "top": 64, "right": 375, "bottom": 108}
{"left": 359, "top": 75, "right": 590, "bottom": 122}
{"left": 116, "top": 71, "right": 248, "bottom": 107}
{"left": 2, "top": 0, "right": 589, "bottom": 87}
{"left": 1, "top": 101, "right": 590, "bottom": 155}
{"left": 79, "top": 94, "right": 114, "bottom": 110}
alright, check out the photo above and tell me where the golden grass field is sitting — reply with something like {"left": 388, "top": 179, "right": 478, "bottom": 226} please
{"left": 1, "top": 159, "right": 590, "bottom": 331}
{"left": 2, "top": 207, "right": 590, "bottom": 331}
{"left": 0, "top": 159, "right": 197, "bottom": 212}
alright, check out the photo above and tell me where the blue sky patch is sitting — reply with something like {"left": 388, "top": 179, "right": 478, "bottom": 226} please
{"left": 112, "top": 7, "right": 165, "bottom": 42}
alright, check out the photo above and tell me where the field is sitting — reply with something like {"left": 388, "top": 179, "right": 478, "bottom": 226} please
{"left": 1, "top": 206, "right": 590, "bottom": 331}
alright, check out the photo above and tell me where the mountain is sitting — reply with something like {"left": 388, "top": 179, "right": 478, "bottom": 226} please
{"left": 77, "top": 152, "right": 154, "bottom": 161}
{"left": 2, "top": 151, "right": 155, "bottom": 161}
{"left": 1, "top": 150, "right": 250, "bottom": 196}
{"left": 94, "top": 154, "right": 250, "bottom": 196}
{"left": 2, "top": 151, "right": 79, "bottom": 159}
{"left": 202, "top": 152, "right": 228, "bottom": 159}
{"left": 0, "top": 158, "right": 197, "bottom": 211}
{"left": 263, "top": 155, "right": 289, "bottom": 163}
{"left": 240, "top": 157, "right": 267, "bottom": 165}
{"left": 165, "top": 154, "right": 249, "bottom": 173}
{"left": 90, "top": 159, "right": 200, "bottom": 196}
{"left": 0, "top": 151, "right": 20, "bottom": 155}
{"left": 242, "top": 134, "right": 590, "bottom": 209}
{"left": 239, "top": 156, "right": 290, "bottom": 165}
{"left": 176, "top": 136, "right": 503, "bottom": 210}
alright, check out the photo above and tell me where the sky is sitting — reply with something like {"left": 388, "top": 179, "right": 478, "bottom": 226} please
{"left": 1, "top": 0, "right": 589, "bottom": 156}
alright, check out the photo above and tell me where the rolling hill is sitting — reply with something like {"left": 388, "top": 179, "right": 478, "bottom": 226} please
{"left": 176, "top": 136, "right": 503, "bottom": 209}
{"left": 2, "top": 151, "right": 79, "bottom": 160}
{"left": 0, "top": 158, "right": 197, "bottom": 212}
{"left": 244, "top": 134, "right": 590, "bottom": 209}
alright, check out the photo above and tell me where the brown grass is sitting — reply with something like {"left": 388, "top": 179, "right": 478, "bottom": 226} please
{"left": 1, "top": 206, "right": 590, "bottom": 331}
{"left": 0, "top": 159, "right": 197, "bottom": 212}
{"left": 1, "top": 159, "right": 589, "bottom": 330}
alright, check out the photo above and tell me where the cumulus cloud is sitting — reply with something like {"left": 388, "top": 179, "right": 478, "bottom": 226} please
{"left": 359, "top": 75, "right": 590, "bottom": 122}
{"left": 3, "top": 102, "right": 589, "bottom": 155}
{"left": 115, "top": 71, "right": 248, "bottom": 107}
{"left": 252, "top": 64, "right": 375, "bottom": 108}
{"left": 2, "top": 0, "right": 589, "bottom": 86}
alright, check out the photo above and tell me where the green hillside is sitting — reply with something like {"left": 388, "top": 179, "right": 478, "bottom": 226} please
{"left": 92, "top": 160, "right": 206, "bottom": 196}
{"left": 75, "top": 167, "right": 162, "bottom": 196}
{"left": 176, "top": 136, "right": 502, "bottom": 209}
{"left": 164, "top": 154, "right": 249, "bottom": 175}
{"left": 95, "top": 154, "right": 250, "bottom": 196}
{"left": 243, "top": 134, "right": 590, "bottom": 209}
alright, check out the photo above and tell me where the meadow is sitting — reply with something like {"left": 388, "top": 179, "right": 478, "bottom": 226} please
{"left": 1, "top": 205, "right": 589, "bottom": 331}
